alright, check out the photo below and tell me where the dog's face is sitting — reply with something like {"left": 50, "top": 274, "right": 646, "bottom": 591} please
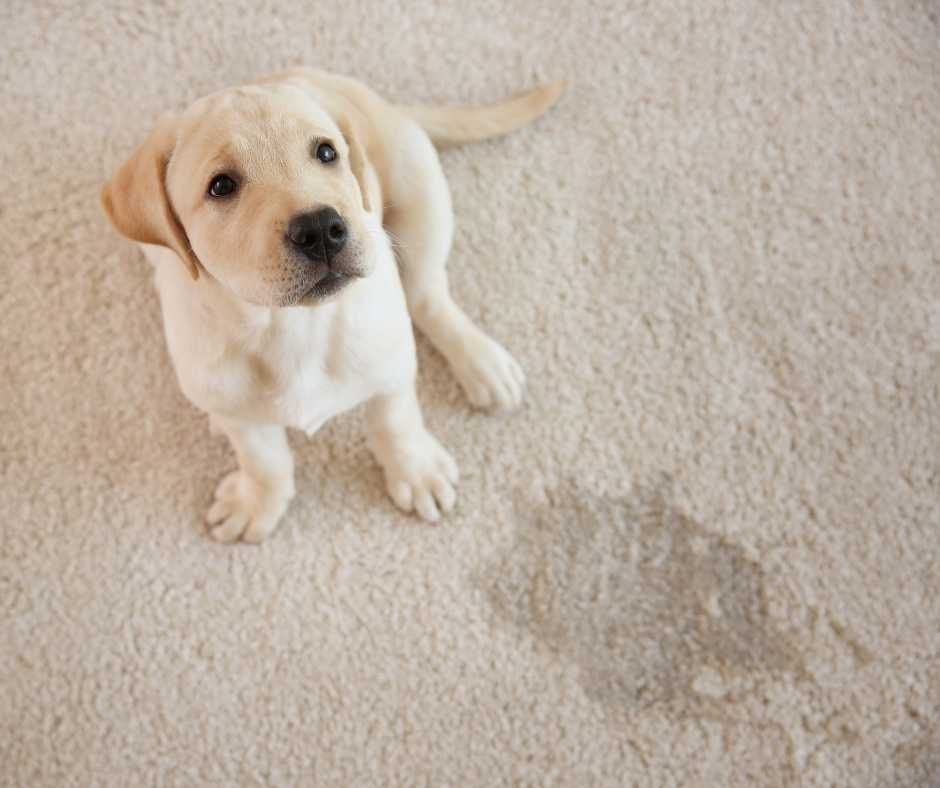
{"left": 102, "top": 81, "right": 378, "bottom": 307}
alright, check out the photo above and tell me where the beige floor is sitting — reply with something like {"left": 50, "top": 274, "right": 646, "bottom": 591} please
{"left": 2, "top": 1, "right": 938, "bottom": 785}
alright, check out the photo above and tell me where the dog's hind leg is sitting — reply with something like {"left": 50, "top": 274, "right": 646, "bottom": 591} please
{"left": 383, "top": 124, "right": 525, "bottom": 411}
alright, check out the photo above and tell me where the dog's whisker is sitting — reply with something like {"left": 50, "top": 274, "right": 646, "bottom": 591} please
{"left": 379, "top": 226, "right": 408, "bottom": 252}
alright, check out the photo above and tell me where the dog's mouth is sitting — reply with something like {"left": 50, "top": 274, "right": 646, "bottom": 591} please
{"left": 304, "top": 270, "right": 354, "bottom": 301}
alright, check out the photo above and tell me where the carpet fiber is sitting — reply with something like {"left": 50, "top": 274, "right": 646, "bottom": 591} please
{"left": 2, "top": 1, "right": 939, "bottom": 785}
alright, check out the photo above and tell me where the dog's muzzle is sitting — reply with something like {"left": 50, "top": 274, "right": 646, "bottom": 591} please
{"left": 287, "top": 207, "right": 348, "bottom": 264}
{"left": 288, "top": 206, "right": 365, "bottom": 301}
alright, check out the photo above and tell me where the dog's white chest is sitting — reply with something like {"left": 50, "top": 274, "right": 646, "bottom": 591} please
{"left": 224, "top": 310, "right": 406, "bottom": 431}
{"left": 150, "top": 245, "right": 414, "bottom": 432}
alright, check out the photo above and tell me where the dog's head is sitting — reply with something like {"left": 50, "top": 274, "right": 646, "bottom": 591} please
{"left": 101, "top": 78, "right": 379, "bottom": 306}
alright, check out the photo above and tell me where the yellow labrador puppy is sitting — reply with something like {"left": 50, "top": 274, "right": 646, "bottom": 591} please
{"left": 101, "top": 68, "right": 564, "bottom": 542}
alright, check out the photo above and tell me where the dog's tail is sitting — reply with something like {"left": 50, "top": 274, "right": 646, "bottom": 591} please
{"left": 399, "top": 81, "right": 567, "bottom": 147}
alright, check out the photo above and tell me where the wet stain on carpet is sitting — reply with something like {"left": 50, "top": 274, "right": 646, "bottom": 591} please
{"left": 479, "top": 479, "right": 806, "bottom": 718}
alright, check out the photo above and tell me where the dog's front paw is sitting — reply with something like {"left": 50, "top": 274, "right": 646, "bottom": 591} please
{"left": 375, "top": 431, "right": 459, "bottom": 522}
{"left": 206, "top": 470, "right": 294, "bottom": 544}
{"left": 450, "top": 334, "right": 525, "bottom": 411}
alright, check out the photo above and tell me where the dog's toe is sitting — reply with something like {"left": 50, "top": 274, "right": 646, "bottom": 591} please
{"left": 214, "top": 469, "right": 241, "bottom": 502}
{"left": 379, "top": 431, "right": 459, "bottom": 523}
{"left": 205, "top": 470, "right": 292, "bottom": 544}
{"left": 450, "top": 335, "right": 525, "bottom": 411}
{"left": 210, "top": 511, "right": 250, "bottom": 543}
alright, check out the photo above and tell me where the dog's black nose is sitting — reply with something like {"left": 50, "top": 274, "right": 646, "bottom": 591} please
{"left": 287, "top": 207, "right": 347, "bottom": 261}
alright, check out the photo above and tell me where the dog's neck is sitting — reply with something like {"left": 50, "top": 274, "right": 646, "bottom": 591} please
{"left": 172, "top": 264, "right": 329, "bottom": 349}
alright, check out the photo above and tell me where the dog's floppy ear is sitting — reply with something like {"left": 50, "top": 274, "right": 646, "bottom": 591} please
{"left": 336, "top": 113, "right": 377, "bottom": 214}
{"left": 101, "top": 113, "right": 200, "bottom": 280}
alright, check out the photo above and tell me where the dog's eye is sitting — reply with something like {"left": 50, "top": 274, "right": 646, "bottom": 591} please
{"left": 314, "top": 142, "right": 337, "bottom": 164}
{"left": 208, "top": 174, "right": 237, "bottom": 198}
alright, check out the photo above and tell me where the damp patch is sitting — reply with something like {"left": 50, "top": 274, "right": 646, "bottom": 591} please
{"left": 478, "top": 479, "right": 806, "bottom": 718}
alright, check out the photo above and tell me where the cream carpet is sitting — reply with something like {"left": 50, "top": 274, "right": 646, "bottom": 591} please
{"left": 2, "top": 1, "right": 939, "bottom": 785}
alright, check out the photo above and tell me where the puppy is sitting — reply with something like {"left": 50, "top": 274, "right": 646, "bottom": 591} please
{"left": 101, "top": 68, "right": 564, "bottom": 542}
